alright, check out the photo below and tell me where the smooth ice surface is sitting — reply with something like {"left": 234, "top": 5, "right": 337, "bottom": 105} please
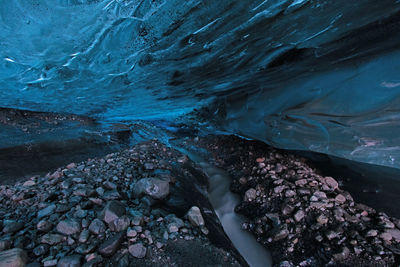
{"left": 2, "top": 0, "right": 400, "bottom": 167}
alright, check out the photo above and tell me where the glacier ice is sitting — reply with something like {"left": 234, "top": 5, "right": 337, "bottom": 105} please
{"left": 1, "top": 0, "right": 400, "bottom": 168}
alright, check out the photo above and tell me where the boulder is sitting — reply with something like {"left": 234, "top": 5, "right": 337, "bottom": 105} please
{"left": 133, "top": 178, "right": 169, "bottom": 200}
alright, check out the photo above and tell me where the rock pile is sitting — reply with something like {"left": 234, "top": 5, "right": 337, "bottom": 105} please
{"left": 0, "top": 140, "right": 238, "bottom": 266}
{"left": 197, "top": 135, "right": 400, "bottom": 266}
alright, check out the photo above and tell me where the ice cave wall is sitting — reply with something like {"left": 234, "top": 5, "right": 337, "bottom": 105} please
{"left": 1, "top": 0, "right": 400, "bottom": 168}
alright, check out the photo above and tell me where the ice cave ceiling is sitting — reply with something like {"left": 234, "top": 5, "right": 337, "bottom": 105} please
{"left": 2, "top": 0, "right": 400, "bottom": 168}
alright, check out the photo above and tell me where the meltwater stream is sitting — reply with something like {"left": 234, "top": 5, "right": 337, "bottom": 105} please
{"left": 183, "top": 151, "right": 272, "bottom": 267}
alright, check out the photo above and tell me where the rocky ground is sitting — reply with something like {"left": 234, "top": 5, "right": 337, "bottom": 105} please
{"left": 0, "top": 140, "right": 242, "bottom": 266}
{"left": 3, "top": 128, "right": 400, "bottom": 267}
{"left": 188, "top": 135, "right": 400, "bottom": 267}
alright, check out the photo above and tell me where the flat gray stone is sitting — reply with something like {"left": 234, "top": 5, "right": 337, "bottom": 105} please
{"left": 38, "top": 204, "right": 56, "bottom": 219}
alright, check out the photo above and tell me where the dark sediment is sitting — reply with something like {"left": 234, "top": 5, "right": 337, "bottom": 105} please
{"left": 0, "top": 107, "right": 131, "bottom": 184}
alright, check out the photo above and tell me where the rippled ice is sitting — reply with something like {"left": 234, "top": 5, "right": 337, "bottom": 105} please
{"left": 2, "top": 0, "right": 400, "bottom": 168}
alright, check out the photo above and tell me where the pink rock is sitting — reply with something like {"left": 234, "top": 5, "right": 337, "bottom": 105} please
{"left": 324, "top": 177, "right": 338, "bottom": 190}
{"left": 386, "top": 229, "right": 400, "bottom": 241}
{"left": 66, "top": 163, "right": 76, "bottom": 169}
{"left": 295, "top": 179, "right": 308, "bottom": 186}
{"left": 335, "top": 194, "right": 346, "bottom": 204}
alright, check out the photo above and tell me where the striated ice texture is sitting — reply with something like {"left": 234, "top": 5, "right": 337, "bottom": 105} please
{"left": 1, "top": 0, "right": 400, "bottom": 168}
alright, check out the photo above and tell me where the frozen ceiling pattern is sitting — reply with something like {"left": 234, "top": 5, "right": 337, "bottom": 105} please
{"left": 1, "top": 0, "right": 400, "bottom": 168}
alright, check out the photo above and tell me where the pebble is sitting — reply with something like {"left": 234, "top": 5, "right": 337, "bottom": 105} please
{"left": 325, "top": 231, "right": 338, "bottom": 240}
{"left": 98, "top": 232, "right": 124, "bottom": 257}
{"left": 41, "top": 234, "right": 64, "bottom": 245}
{"left": 295, "top": 179, "right": 308, "bottom": 186}
{"left": 274, "top": 229, "right": 289, "bottom": 241}
{"left": 103, "top": 190, "right": 121, "bottom": 200}
{"left": 57, "top": 254, "right": 82, "bottom": 267}
{"left": 33, "top": 244, "right": 49, "bottom": 257}
{"left": 2, "top": 221, "right": 24, "bottom": 234}
{"left": 244, "top": 188, "right": 257, "bottom": 201}
{"left": 316, "top": 215, "right": 328, "bottom": 225}
{"left": 100, "top": 201, "right": 126, "bottom": 224}
{"left": 38, "top": 204, "right": 57, "bottom": 219}
{"left": 366, "top": 230, "right": 378, "bottom": 237}
{"left": 386, "top": 229, "right": 400, "bottom": 241}
{"left": 335, "top": 194, "right": 346, "bottom": 204}
{"left": 294, "top": 210, "right": 305, "bottom": 222}
{"left": 274, "top": 186, "right": 285, "bottom": 194}
{"left": 108, "top": 216, "right": 130, "bottom": 232}
{"left": 43, "top": 259, "right": 58, "bottom": 267}
{"left": 167, "top": 223, "right": 180, "bottom": 233}
{"left": 127, "top": 228, "right": 137, "bottom": 237}
{"left": 285, "top": 190, "right": 296, "bottom": 198}
{"left": 79, "top": 229, "right": 90, "bottom": 243}
{"left": 324, "top": 177, "right": 339, "bottom": 190}
{"left": 66, "top": 163, "right": 77, "bottom": 169}
{"left": 128, "top": 243, "right": 147, "bottom": 258}
{"left": 23, "top": 180, "right": 36, "bottom": 187}
{"left": 332, "top": 247, "right": 350, "bottom": 261}
{"left": 379, "top": 217, "right": 395, "bottom": 229}
{"left": 187, "top": 206, "right": 205, "bottom": 227}
{"left": 88, "top": 219, "right": 106, "bottom": 235}
{"left": 380, "top": 232, "right": 392, "bottom": 241}
{"left": 37, "top": 220, "right": 53, "bottom": 232}
{"left": 282, "top": 205, "right": 294, "bottom": 216}
{"left": 56, "top": 219, "right": 81, "bottom": 235}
